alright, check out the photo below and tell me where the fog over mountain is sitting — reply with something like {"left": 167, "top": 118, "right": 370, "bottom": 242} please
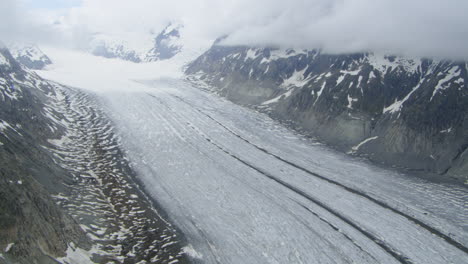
{"left": 2, "top": 0, "right": 468, "bottom": 59}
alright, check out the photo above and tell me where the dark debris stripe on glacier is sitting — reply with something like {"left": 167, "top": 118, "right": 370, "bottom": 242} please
{"left": 148, "top": 93, "right": 415, "bottom": 264}
{"left": 170, "top": 93, "right": 468, "bottom": 255}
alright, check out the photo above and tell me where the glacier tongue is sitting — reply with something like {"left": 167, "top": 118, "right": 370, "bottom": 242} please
{"left": 36, "top": 49, "right": 468, "bottom": 264}
{"left": 96, "top": 79, "right": 467, "bottom": 264}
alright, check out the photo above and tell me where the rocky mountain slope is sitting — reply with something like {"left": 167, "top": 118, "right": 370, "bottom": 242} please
{"left": 0, "top": 47, "right": 188, "bottom": 263}
{"left": 8, "top": 44, "right": 52, "bottom": 70}
{"left": 186, "top": 45, "right": 468, "bottom": 182}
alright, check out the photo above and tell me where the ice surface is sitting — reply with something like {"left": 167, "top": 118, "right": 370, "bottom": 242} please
{"left": 36, "top": 48, "right": 468, "bottom": 264}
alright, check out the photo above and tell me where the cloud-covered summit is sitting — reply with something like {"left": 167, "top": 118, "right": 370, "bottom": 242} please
{"left": 3, "top": 0, "right": 468, "bottom": 59}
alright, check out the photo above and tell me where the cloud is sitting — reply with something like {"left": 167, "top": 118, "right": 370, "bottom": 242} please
{"left": 6, "top": 0, "right": 468, "bottom": 59}
{"left": 220, "top": 0, "right": 468, "bottom": 59}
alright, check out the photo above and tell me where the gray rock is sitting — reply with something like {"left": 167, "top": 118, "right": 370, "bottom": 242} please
{"left": 186, "top": 45, "right": 468, "bottom": 183}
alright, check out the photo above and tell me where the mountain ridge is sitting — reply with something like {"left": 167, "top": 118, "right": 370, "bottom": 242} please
{"left": 186, "top": 45, "right": 468, "bottom": 182}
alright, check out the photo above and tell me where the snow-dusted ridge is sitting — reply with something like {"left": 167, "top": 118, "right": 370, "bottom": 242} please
{"left": 186, "top": 45, "right": 468, "bottom": 180}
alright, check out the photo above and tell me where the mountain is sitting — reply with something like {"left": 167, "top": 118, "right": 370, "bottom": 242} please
{"left": 0, "top": 46, "right": 90, "bottom": 263}
{"left": 89, "top": 23, "right": 184, "bottom": 63}
{"left": 88, "top": 33, "right": 149, "bottom": 63}
{"left": 145, "top": 24, "right": 183, "bottom": 62}
{"left": 186, "top": 45, "right": 468, "bottom": 182}
{"left": 8, "top": 44, "right": 52, "bottom": 70}
{"left": 0, "top": 47, "right": 187, "bottom": 263}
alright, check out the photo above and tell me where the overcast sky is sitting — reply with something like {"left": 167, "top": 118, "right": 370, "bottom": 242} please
{"left": 2, "top": 0, "right": 468, "bottom": 59}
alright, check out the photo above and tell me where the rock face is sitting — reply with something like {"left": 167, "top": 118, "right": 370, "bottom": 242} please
{"left": 0, "top": 47, "right": 90, "bottom": 263}
{"left": 186, "top": 45, "right": 468, "bottom": 182}
{"left": 0, "top": 47, "right": 188, "bottom": 263}
{"left": 8, "top": 44, "right": 52, "bottom": 70}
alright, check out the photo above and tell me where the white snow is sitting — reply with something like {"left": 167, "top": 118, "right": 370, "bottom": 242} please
{"left": 245, "top": 49, "right": 260, "bottom": 61}
{"left": 367, "top": 53, "right": 421, "bottom": 74}
{"left": 281, "top": 66, "right": 311, "bottom": 88}
{"left": 261, "top": 89, "right": 294, "bottom": 105}
{"left": 368, "top": 71, "right": 376, "bottom": 83}
{"left": 261, "top": 49, "right": 306, "bottom": 64}
{"left": 56, "top": 243, "right": 95, "bottom": 264}
{"left": 440, "top": 128, "right": 453, "bottom": 133}
{"left": 0, "top": 120, "right": 20, "bottom": 135}
{"left": 340, "top": 69, "right": 361, "bottom": 76}
{"left": 336, "top": 75, "right": 346, "bottom": 86}
{"left": 430, "top": 66, "right": 461, "bottom": 101}
{"left": 36, "top": 46, "right": 196, "bottom": 93}
{"left": 314, "top": 81, "right": 327, "bottom": 105}
{"left": 347, "top": 95, "right": 358, "bottom": 109}
{"left": 35, "top": 47, "right": 468, "bottom": 264}
{"left": 383, "top": 79, "right": 424, "bottom": 114}
{"left": 182, "top": 245, "right": 203, "bottom": 259}
{"left": 349, "top": 136, "right": 379, "bottom": 153}
{"left": 89, "top": 32, "right": 155, "bottom": 60}
{"left": 4, "top": 243, "right": 14, "bottom": 253}
{"left": 249, "top": 68, "right": 254, "bottom": 78}
{"left": 0, "top": 53, "right": 8, "bottom": 65}
{"left": 336, "top": 69, "right": 361, "bottom": 87}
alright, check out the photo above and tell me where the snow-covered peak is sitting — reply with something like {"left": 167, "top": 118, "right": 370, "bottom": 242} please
{"left": 145, "top": 23, "right": 184, "bottom": 62}
{"left": 88, "top": 31, "right": 156, "bottom": 63}
{"left": 86, "top": 23, "right": 188, "bottom": 63}
{"left": 8, "top": 44, "right": 52, "bottom": 70}
{"left": 366, "top": 53, "right": 422, "bottom": 74}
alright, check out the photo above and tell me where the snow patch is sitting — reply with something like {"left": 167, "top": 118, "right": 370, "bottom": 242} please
{"left": 440, "top": 128, "right": 453, "bottom": 133}
{"left": 56, "top": 243, "right": 96, "bottom": 264}
{"left": 336, "top": 75, "right": 346, "bottom": 86}
{"left": 262, "top": 89, "right": 294, "bottom": 105}
{"left": 383, "top": 79, "right": 424, "bottom": 114}
{"left": 349, "top": 136, "right": 379, "bottom": 153}
{"left": 0, "top": 53, "right": 8, "bottom": 65}
{"left": 245, "top": 49, "right": 260, "bottom": 61}
{"left": 4, "top": 243, "right": 14, "bottom": 253}
{"left": 368, "top": 71, "right": 376, "bottom": 83}
{"left": 281, "top": 67, "right": 311, "bottom": 88}
{"left": 314, "top": 81, "right": 327, "bottom": 105}
{"left": 261, "top": 49, "right": 306, "bottom": 64}
{"left": 367, "top": 53, "right": 421, "bottom": 74}
{"left": 340, "top": 69, "right": 361, "bottom": 76}
{"left": 430, "top": 66, "right": 461, "bottom": 101}
{"left": 347, "top": 95, "right": 358, "bottom": 109}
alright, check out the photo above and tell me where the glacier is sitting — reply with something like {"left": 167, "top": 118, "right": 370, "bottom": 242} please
{"left": 36, "top": 47, "right": 468, "bottom": 264}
